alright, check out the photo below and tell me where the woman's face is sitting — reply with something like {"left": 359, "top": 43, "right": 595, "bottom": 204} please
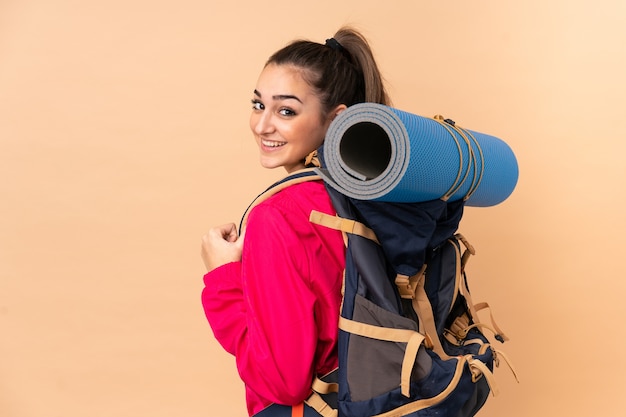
{"left": 250, "top": 64, "right": 342, "bottom": 173}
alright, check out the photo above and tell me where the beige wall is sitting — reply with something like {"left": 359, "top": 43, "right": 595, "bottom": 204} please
{"left": 1, "top": 1, "right": 625, "bottom": 415}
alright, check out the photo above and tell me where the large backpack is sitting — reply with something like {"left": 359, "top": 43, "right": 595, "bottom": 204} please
{"left": 248, "top": 168, "right": 517, "bottom": 417}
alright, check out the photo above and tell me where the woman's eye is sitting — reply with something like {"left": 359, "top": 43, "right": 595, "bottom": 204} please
{"left": 251, "top": 100, "right": 264, "bottom": 111}
{"left": 279, "top": 108, "right": 296, "bottom": 116}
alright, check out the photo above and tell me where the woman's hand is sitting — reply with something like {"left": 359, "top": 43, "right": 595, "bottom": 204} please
{"left": 201, "top": 223, "right": 245, "bottom": 272}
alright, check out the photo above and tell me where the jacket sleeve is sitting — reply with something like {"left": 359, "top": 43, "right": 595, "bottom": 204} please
{"left": 202, "top": 202, "right": 318, "bottom": 405}
{"left": 201, "top": 261, "right": 246, "bottom": 356}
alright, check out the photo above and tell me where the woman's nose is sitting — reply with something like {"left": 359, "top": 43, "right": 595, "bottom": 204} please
{"left": 252, "top": 111, "right": 274, "bottom": 135}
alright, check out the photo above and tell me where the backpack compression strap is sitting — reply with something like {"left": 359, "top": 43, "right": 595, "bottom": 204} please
{"left": 309, "top": 210, "right": 379, "bottom": 244}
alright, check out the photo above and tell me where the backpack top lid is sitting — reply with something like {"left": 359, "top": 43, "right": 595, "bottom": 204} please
{"left": 318, "top": 143, "right": 465, "bottom": 278}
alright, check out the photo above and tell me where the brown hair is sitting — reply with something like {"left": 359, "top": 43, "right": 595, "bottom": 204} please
{"left": 265, "top": 26, "right": 390, "bottom": 115}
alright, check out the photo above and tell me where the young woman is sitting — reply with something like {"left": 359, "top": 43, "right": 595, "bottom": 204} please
{"left": 201, "top": 27, "right": 390, "bottom": 416}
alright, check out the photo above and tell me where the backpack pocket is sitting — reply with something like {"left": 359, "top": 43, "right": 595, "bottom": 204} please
{"left": 345, "top": 294, "right": 433, "bottom": 401}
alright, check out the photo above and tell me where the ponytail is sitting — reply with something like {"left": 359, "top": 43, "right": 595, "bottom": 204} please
{"left": 332, "top": 27, "right": 390, "bottom": 106}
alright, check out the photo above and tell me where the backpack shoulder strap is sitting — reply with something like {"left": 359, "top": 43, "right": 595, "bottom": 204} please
{"left": 239, "top": 168, "right": 322, "bottom": 232}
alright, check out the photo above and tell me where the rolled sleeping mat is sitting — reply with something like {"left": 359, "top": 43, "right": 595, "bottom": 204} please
{"left": 317, "top": 103, "right": 519, "bottom": 207}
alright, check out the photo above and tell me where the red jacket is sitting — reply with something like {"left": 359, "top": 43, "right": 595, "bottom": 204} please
{"left": 202, "top": 180, "right": 345, "bottom": 415}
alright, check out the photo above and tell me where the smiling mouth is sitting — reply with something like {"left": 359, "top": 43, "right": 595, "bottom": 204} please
{"left": 262, "top": 139, "right": 287, "bottom": 148}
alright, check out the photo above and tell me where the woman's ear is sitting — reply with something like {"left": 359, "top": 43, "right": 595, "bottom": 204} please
{"left": 332, "top": 104, "right": 348, "bottom": 120}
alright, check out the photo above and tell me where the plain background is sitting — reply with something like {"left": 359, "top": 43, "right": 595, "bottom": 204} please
{"left": 2, "top": 0, "right": 625, "bottom": 416}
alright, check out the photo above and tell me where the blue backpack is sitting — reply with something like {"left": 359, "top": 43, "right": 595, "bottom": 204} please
{"left": 249, "top": 170, "right": 516, "bottom": 417}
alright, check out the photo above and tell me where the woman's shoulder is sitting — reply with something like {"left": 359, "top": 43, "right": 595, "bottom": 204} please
{"left": 249, "top": 180, "right": 334, "bottom": 222}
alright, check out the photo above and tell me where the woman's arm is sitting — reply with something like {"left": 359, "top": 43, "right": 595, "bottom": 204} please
{"left": 202, "top": 202, "right": 318, "bottom": 405}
